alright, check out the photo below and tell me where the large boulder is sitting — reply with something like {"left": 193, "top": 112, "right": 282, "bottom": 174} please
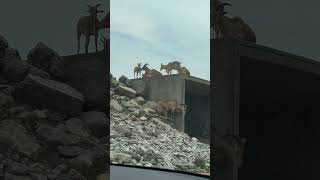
{"left": 130, "top": 80, "right": 146, "bottom": 97}
{"left": 27, "top": 42, "right": 65, "bottom": 81}
{"left": 0, "top": 57, "right": 50, "bottom": 83}
{"left": 118, "top": 75, "right": 131, "bottom": 86}
{"left": 114, "top": 85, "right": 136, "bottom": 98}
{"left": 13, "top": 75, "right": 84, "bottom": 115}
{"left": 0, "top": 57, "right": 30, "bottom": 82}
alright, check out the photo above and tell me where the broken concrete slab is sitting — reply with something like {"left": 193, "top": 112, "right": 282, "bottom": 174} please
{"left": 27, "top": 42, "right": 65, "bottom": 81}
{"left": 114, "top": 85, "right": 136, "bottom": 98}
{"left": 14, "top": 75, "right": 84, "bottom": 115}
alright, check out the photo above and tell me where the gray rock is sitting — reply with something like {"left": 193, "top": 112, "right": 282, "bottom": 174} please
{"left": 110, "top": 100, "right": 123, "bottom": 112}
{"left": 111, "top": 78, "right": 119, "bottom": 88}
{"left": 69, "top": 150, "right": 98, "bottom": 172}
{"left": 36, "top": 124, "right": 82, "bottom": 146}
{"left": 58, "top": 146, "right": 84, "bottom": 158}
{"left": 0, "top": 35, "right": 8, "bottom": 49}
{"left": 144, "top": 101, "right": 158, "bottom": 111}
{"left": 28, "top": 66, "right": 51, "bottom": 79}
{"left": 48, "top": 164, "right": 68, "bottom": 180}
{"left": 0, "top": 84, "right": 15, "bottom": 95}
{"left": 29, "top": 173, "right": 47, "bottom": 180}
{"left": 0, "top": 93, "right": 13, "bottom": 107}
{"left": 67, "top": 169, "right": 86, "bottom": 180}
{"left": 0, "top": 57, "right": 31, "bottom": 82}
{"left": 79, "top": 111, "right": 108, "bottom": 137}
{"left": 135, "top": 96, "right": 145, "bottom": 105}
{"left": 4, "top": 47, "right": 21, "bottom": 59}
{"left": 8, "top": 162, "right": 30, "bottom": 175}
{"left": 118, "top": 75, "right": 131, "bottom": 86}
{"left": 14, "top": 75, "right": 84, "bottom": 115}
{"left": 32, "top": 110, "right": 47, "bottom": 119}
{"left": 112, "top": 152, "right": 132, "bottom": 164}
{"left": 0, "top": 119, "right": 42, "bottom": 160}
{"left": 114, "top": 85, "right": 136, "bottom": 98}
{"left": 27, "top": 42, "right": 65, "bottom": 81}
{"left": 5, "top": 174, "right": 33, "bottom": 180}
{"left": 130, "top": 80, "right": 146, "bottom": 96}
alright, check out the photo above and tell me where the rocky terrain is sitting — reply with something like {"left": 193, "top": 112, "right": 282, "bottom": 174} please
{"left": 110, "top": 75, "right": 210, "bottom": 174}
{"left": 0, "top": 35, "right": 108, "bottom": 180}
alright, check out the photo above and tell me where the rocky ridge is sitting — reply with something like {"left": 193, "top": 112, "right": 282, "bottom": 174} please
{"left": 110, "top": 75, "right": 210, "bottom": 174}
{"left": 0, "top": 35, "right": 109, "bottom": 180}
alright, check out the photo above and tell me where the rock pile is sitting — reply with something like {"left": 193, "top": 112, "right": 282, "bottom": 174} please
{"left": 110, "top": 75, "right": 210, "bottom": 174}
{"left": 0, "top": 35, "right": 108, "bottom": 179}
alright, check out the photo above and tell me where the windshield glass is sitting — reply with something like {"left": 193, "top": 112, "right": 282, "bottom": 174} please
{"left": 110, "top": 0, "right": 210, "bottom": 175}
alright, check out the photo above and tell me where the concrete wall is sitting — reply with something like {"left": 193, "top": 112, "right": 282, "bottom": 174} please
{"left": 212, "top": 39, "right": 320, "bottom": 180}
{"left": 185, "top": 79, "right": 210, "bottom": 139}
{"left": 63, "top": 51, "right": 107, "bottom": 112}
{"left": 142, "top": 75, "right": 186, "bottom": 105}
{"left": 131, "top": 74, "right": 210, "bottom": 137}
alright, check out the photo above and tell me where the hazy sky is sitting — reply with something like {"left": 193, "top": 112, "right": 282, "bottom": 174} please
{"left": 0, "top": 0, "right": 109, "bottom": 58}
{"left": 110, "top": 0, "right": 210, "bottom": 80}
{"left": 226, "top": 0, "right": 320, "bottom": 61}
{"left": 1, "top": 0, "right": 320, "bottom": 80}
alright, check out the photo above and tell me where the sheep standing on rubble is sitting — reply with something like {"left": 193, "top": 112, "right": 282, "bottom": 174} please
{"left": 157, "top": 100, "right": 187, "bottom": 120}
{"left": 212, "top": 0, "right": 256, "bottom": 43}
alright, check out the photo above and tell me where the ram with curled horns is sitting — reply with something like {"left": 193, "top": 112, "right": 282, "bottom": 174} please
{"left": 211, "top": 0, "right": 256, "bottom": 43}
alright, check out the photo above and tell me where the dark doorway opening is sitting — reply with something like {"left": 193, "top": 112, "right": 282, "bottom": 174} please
{"left": 185, "top": 80, "right": 210, "bottom": 141}
{"left": 239, "top": 57, "right": 320, "bottom": 180}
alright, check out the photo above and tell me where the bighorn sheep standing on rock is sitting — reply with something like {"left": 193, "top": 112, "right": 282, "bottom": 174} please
{"left": 141, "top": 63, "right": 162, "bottom": 78}
{"left": 169, "top": 61, "right": 182, "bottom": 68}
{"left": 177, "top": 66, "right": 190, "bottom": 76}
{"left": 134, "top": 63, "right": 142, "bottom": 78}
{"left": 77, "top": 4, "right": 109, "bottom": 54}
{"left": 212, "top": 0, "right": 256, "bottom": 42}
{"left": 160, "top": 63, "right": 173, "bottom": 75}
{"left": 160, "top": 61, "right": 182, "bottom": 75}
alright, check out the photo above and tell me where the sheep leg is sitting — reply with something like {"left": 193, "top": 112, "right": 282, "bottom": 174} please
{"left": 94, "top": 33, "right": 98, "bottom": 53}
{"left": 77, "top": 33, "right": 81, "bottom": 54}
{"left": 85, "top": 34, "right": 90, "bottom": 54}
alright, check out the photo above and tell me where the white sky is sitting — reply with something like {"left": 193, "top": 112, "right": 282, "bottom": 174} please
{"left": 110, "top": 0, "right": 210, "bottom": 80}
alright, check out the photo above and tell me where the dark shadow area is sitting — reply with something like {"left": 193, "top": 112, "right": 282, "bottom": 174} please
{"left": 239, "top": 57, "right": 320, "bottom": 180}
{"left": 185, "top": 80, "right": 210, "bottom": 140}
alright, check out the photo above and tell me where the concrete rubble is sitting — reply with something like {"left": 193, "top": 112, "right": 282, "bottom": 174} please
{"left": 0, "top": 35, "right": 109, "bottom": 180}
{"left": 110, "top": 75, "right": 210, "bottom": 174}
